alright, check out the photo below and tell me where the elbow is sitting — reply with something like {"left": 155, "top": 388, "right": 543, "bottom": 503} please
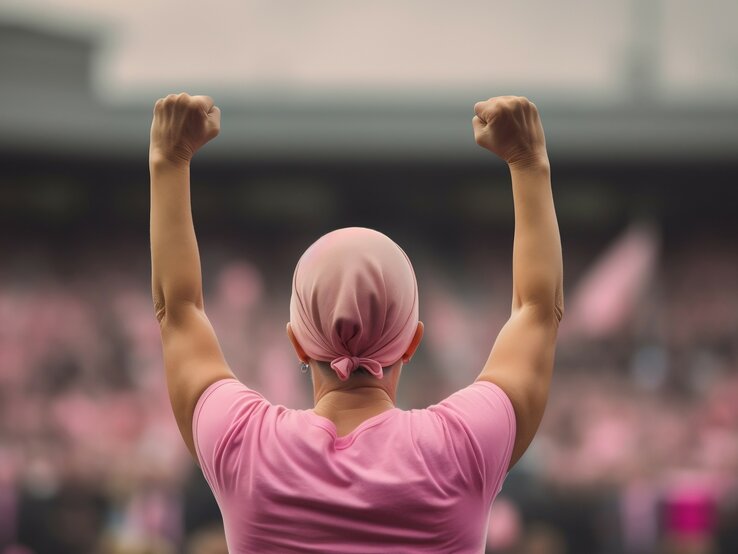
{"left": 515, "top": 287, "right": 564, "bottom": 325}
{"left": 151, "top": 286, "right": 204, "bottom": 325}
{"left": 513, "top": 300, "right": 564, "bottom": 326}
{"left": 554, "top": 287, "right": 564, "bottom": 324}
{"left": 554, "top": 303, "right": 564, "bottom": 325}
{"left": 540, "top": 301, "right": 565, "bottom": 326}
{"left": 152, "top": 297, "right": 205, "bottom": 326}
{"left": 153, "top": 296, "right": 166, "bottom": 324}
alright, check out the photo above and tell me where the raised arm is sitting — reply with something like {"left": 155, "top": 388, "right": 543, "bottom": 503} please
{"left": 471, "top": 96, "right": 564, "bottom": 470}
{"left": 149, "top": 93, "right": 235, "bottom": 461}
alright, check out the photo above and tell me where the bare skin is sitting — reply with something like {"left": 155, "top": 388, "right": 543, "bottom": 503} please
{"left": 149, "top": 93, "right": 562, "bottom": 474}
{"left": 286, "top": 321, "right": 424, "bottom": 437}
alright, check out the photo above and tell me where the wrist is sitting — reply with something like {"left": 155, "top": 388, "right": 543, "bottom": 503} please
{"left": 149, "top": 151, "right": 191, "bottom": 172}
{"left": 508, "top": 153, "right": 550, "bottom": 173}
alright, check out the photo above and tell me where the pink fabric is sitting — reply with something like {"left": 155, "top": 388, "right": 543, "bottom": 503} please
{"left": 289, "top": 227, "right": 419, "bottom": 380}
{"left": 193, "top": 378, "right": 516, "bottom": 553}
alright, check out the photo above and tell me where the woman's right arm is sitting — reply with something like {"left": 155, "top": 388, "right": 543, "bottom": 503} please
{"left": 471, "top": 96, "right": 564, "bottom": 470}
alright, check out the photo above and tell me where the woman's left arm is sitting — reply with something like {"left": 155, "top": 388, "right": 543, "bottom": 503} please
{"left": 149, "top": 93, "right": 236, "bottom": 462}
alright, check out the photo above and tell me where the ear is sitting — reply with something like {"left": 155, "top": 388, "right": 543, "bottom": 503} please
{"left": 286, "top": 322, "right": 308, "bottom": 363}
{"left": 402, "top": 321, "right": 424, "bottom": 363}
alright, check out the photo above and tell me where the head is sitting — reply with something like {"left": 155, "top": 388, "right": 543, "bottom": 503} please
{"left": 286, "top": 227, "right": 423, "bottom": 406}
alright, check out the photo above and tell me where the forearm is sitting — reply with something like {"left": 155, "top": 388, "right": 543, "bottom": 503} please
{"left": 509, "top": 157, "right": 564, "bottom": 319}
{"left": 150, "top": 155, "right": 203, "bottom": 321}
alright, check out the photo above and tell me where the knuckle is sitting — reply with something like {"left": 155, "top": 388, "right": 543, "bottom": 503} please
{"left": 522, "top": 97, "right": 537, "bottom": 111}
{"left": 502, "top": 98, "right": 521, "bottom": 113}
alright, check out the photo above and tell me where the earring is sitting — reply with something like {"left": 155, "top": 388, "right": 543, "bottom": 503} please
{"left": 300, "top": 361, "right": 310, "bottom": 374}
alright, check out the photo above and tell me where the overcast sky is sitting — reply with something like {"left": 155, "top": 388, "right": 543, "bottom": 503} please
{"left": 1, "top": 0, "right": 737, "bottom": 106}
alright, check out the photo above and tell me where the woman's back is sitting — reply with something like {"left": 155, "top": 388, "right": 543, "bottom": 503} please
{"left": 194, "top": 378, "right": 515, "bottom": 553}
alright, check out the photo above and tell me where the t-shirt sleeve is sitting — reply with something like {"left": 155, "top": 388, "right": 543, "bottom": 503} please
{"left": 426, "top": 380, "right": 516, "bottom": 500}
{"left": 192, "top": 377, "right": 270, "bottom": 499}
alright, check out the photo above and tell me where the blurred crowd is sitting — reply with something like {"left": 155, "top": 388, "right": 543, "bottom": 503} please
{"left": 0, "top": 227, "right": 736, "bottom": 554}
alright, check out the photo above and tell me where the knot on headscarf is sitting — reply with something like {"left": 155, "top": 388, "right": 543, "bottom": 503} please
{"left": 330, "top": 355, "right": 384, "bottom": 381}
{"left": 289, "top": 227, "right": 419, "bottom": 381}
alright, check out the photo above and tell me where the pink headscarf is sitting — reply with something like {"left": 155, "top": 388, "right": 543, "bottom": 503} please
{"left": 289, "top": 227, "right": 419, "bottom": 381}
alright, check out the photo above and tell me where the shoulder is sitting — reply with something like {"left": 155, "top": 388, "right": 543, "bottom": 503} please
{"left": 193, "top": 379, "right": 271, "bottom": 460}
{"left": 408, "top": 381, "right": 516, "bottom": 495}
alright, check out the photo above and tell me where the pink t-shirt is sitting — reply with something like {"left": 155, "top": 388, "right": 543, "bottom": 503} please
{"left": 193, "top": 378, "right": 516, "bottom": 553}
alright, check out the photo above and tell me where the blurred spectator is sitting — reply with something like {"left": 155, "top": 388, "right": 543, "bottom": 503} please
{"left": 0, "top": 228, "right": 736, "bottom": 552}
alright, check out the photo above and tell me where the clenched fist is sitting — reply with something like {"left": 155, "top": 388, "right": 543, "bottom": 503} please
{"left": 472, "top": 96, "right": 548, "bottom": 168}
{"left": 149, "top": 93, "right": 221, "bottom": 165}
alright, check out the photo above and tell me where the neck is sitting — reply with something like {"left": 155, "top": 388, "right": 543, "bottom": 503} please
{"left": 309, "top": 359, "right": 401, "bottom": 416}
{"left": 313, "top": 386, "right": 396, "bottom": 418}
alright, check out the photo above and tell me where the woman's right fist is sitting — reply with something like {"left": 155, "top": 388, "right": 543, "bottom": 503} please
{"left": 149, "top": 92, "right": 221, "bottom": 165}
{"left": 472, "top": 96, "right": 548, "bottom": 168}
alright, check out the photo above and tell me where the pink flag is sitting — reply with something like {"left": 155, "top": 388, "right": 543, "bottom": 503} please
{"left": 564, "top": 221, "right": 660, "bottom": 339}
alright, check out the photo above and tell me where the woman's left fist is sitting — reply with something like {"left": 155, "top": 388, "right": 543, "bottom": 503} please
{"left": 149, "top": 93, "right": 221, "bottom": 164}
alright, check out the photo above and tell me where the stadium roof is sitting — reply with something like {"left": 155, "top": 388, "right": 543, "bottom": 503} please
{"left": 1, "top": 19, "right": 736, "bottom": 163}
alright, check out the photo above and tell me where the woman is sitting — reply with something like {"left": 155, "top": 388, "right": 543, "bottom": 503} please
{"left": 149, "top": 93, "right": 563, "bottom": 553}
